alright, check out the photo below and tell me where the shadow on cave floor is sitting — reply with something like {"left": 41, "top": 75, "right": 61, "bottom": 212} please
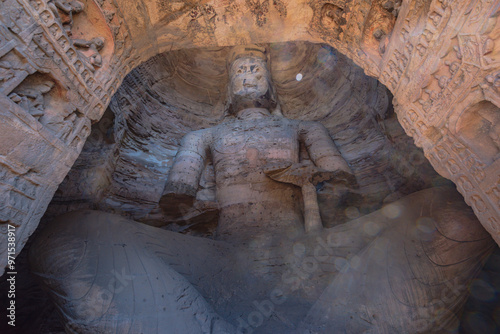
{"left": 459, "top": 247, "right": 500, "bottom": 334}
{"left": 0, "top": 232, "right": 499, "bottom": 333}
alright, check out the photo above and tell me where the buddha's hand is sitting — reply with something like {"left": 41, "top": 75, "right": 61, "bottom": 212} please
{"left": 159, "top": 185, "right": 196, "bottom": 218}
{"left": 262, "top": 161, "right": 334, "bottom": 187}
{"left": 263, "top": 161, "right": 357, "bottom": 188}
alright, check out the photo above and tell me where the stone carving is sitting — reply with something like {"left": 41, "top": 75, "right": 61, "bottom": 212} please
{"left": 245, "top": 0, "right": 287, "bottom": 27}
{"left": 77, "top": 43, "right": 438, "bottom": 231}
{"left": 8, "top": 78, "right": 54, "bottom": 120}
{"left": 486, "top": 70, "right": 500, "bottom": 87}
{"left": 0, "top": 155, "right": 39, "bottom": 223}
{"left": 67, "top": 117, "right": 91, "bottom": 150}
{"left": 264, "top": 161, "right": 330, "bottom": 233}
{"left": 45, "top": 0, "right": 109, "bottom": 75}
{"left": 0, "top": 61, "right": 15, "bottom": 84}
{"left": 0, "top": 0, "right": 497, "bottom": 317}
{"left": 43, "top": 105, "right": 81, "bottom": 141}
{"left": 30, "top": 45, "right": 494, "bottom": 333}
{"left": 374, "top": 0, "right": 500, "bottom": 243}
{"left": 382, "top": 0, "right": 402, "bottom": 17}
{"left": 360, "top": 0, "right": 397, "bottom": 58}
{"left": 456, "top": 101, "right": 500, "bottom": 163}
{"left": 186, "top": 4, "right": 218, "bottom": 45}
{"left": 48, "top": 0, "right": 84, "bottom": 36}
{"left": 160, "top": 45, "right": 356, "bottom": 241}
{"left": 30, "top": 190, "right": 494, "bottom": 333}
{"left": 2, "top": 67, "right": 90, "bottom": 146}
{"left": 0, "top": 47, "right": 36, "bottom": 96}
{"left": 0, "top": 0, "right": 124, "bottom": 275}
{"left": 320, "top": 3, "right": 345, "bottom": 35}
{"left": 73, "top": 36, "right": 105, "bottom": 69}
{"left": 24, "top": 0, "right": 105, "bottom": 107}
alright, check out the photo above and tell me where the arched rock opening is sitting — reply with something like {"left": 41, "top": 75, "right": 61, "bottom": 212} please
{"left": 1, "top": 41, "right": 498, "bottom": 334}
{"left": 0, "top": 0, "right": 498, "bottom": 290}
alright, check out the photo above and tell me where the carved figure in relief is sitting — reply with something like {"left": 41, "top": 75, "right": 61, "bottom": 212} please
{"left": 482, "top": 37, "right": 495, "bottom": 65}
{"left": 48, "top": 0, "right": 84, "bottom": 35}
{"left": 59, "top": 113, "right": 77, "bottom": 140}
{"left": 30, "top": 45, "right": 494, "bottom": 333}
{"left": 438, "top": 0, "right": 453, "bottom": 9}
{"left": 373, "top": 29, "right": 389, "bottom": 55}
{"left": 479, "top": 107, "right": 500, "bottom": 155}
{"left": 416, "top": 43, "right": 426, "bottom": 56}
{"left": 162, "top": 45, "right": 356, "bottom": 242}
{"left": 486, "top": 71, "right": 500, "bottom": 87}
{"left": 445, "top": 60, "right": 460, "bottom": 75}
{"left": 381, "top": 0, "right": 402, "bottom": 17}
{"left": 73, "top": 37, "right": 105, "bottom": 69}
{"left": 8, "top": 80, "right": 54, "bottom": 120}
{"left": 429, "top": 11, "right": 442, "bottom": 26}
{"left": 44, "top": 107, "right": 78, "bottom": 141}
{"left": 436, "top": 75, "right": 450, "bottom": 89}
{"left": 320, "top": 3, "right": 345, "bottom": 35}
{"left": 0, "top": 61, "right": 15, "bottom": 84}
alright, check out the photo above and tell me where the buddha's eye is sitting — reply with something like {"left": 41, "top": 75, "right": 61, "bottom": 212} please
{"left": 237, "top": 68, "right": 243, "bottom": 74}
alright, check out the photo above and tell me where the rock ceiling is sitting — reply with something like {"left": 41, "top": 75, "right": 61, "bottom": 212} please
{"left": 0, "top": 0, "right": 499, "bottom": 273}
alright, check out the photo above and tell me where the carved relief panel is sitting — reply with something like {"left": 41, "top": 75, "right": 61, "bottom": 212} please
{"left": 0, "top": 0, "right": 127, "bottom": 273}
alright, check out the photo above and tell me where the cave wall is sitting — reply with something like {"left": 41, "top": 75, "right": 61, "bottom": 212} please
{"left": 0, "top": 0, "right": 499, "bottom": 274}
{"left": 45, "top": 42, "right": 444, "bottom": 234}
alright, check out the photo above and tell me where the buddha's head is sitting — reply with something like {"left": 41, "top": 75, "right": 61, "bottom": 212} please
{"left": 226, "top": 45, "right": 280, "bottom": 115}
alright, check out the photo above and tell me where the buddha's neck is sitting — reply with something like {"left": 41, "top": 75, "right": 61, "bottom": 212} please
{"left": 236, "top": 108, "right": 271, "bottom": 120}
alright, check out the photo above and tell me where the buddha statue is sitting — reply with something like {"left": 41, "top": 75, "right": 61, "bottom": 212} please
{"left": 29, "top": 45, "right": 494, "bottom": 333}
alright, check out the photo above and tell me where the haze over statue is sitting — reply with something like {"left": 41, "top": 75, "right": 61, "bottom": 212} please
{"left": 29, "top": 45, "right": 494, "bottom": 333}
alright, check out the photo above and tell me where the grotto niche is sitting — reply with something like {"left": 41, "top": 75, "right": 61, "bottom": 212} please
{"left": 7, "top": 42, "right": 493, "bottom": 334}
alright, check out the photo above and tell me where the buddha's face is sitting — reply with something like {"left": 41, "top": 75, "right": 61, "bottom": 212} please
{"left": 229, "top": 57, "right": 269, "bottom": 100}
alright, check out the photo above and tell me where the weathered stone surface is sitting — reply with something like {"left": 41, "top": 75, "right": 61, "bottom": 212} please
{"left": 0, "top": 0, "right": 499, "bottom": 274}
{"left": 0, "top": 4, "right": 498, "bottom": 334}
{"left": 46, "top": 42, "right": 444, "bottom": 235}
{"left": 30, "top": 187, "right": 494, "bottom": 333}
{"left": 0, "top": 0, "right": 128, "bottom": 273}
{"left": 24, "top": 43, "right": 496, "bottom": 333}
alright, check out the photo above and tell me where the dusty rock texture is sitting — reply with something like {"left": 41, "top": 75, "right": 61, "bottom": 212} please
{"left": 29, "top": 188, "right": 495, "bottom": 333}
{"left": 23, "top": 43, "right": 495, "bottom": 333}
{"left": 0, "top": 0, "right": 498, "bottom": 276}
{"left": 44, "top": 43, "right": 443, "bottom": 235}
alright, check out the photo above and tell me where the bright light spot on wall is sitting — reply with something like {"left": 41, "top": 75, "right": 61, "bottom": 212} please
{"left": 296, "top": 73, "right": 303, "bottom": 81}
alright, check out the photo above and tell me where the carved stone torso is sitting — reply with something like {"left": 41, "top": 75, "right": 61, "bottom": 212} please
{"left": 211, "top": 112, "right": 304, "bottom": 242}
{"left": 212, "top": 114, "right": 299, "bottom": 185}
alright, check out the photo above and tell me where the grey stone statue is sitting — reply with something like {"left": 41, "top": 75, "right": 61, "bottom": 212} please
{"left": 30, "top": 45, "right": 494, "bottom": 334}
{"left": 161, "top": 45, "right": 356, "bottom": 240}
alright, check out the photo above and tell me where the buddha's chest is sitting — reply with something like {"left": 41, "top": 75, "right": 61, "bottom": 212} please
{"left": 211, "top": 119, "right": 299, "bottom": 160}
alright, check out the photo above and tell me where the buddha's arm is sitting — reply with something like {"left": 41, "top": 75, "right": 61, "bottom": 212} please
{"left": 299, "top": 121, "right": 357, "bottom": 186}
{"left": 161, "top": 129, "right": 212, "bottom": 208}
